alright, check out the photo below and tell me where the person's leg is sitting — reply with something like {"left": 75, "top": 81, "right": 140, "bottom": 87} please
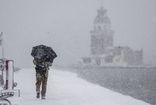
{"left": 41, "top": 70, "right": 48, "bottom": 99}
{"left": 36, "top": 73, "right": 42, "bottom": 98}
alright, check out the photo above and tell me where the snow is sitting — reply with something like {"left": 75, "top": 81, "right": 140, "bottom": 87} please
{"left": 9, "top": 69, "right": 149, "bottom": 105}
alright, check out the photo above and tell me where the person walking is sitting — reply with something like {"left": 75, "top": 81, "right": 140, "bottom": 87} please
{"left": 31, "top": 45, "right": 57, "bottom": 99}
{"left": 33, "top": 59, "right": 52, "bottom": 99}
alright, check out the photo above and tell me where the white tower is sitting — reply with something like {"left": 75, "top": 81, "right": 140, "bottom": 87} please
{"left": 90, "top": 6, "right": 114, "bottom": 55}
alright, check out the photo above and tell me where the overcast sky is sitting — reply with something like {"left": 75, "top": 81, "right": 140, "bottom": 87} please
{"left": 0, "top": 0, "right": 156, "bottom": 68}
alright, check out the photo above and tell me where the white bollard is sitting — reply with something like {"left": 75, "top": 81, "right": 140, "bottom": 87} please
{"left": 6, "top": 60, "right": 14, "bottom": 90}
{"left": 8, "top": 61, "right": 14, "bottom": 90}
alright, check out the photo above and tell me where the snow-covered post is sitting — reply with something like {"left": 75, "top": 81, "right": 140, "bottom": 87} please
{"left": 0, "top": 59, "right": 4, "bottom": 87}
{"left": 6, "top": 60, "right": 14, "bottom": 90}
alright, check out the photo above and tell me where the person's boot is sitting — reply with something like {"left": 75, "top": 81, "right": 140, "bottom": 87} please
{"left": 41, "top": 95, "right": 46, "bottom": 99}
{"left": 36, "top": 91, "right": 40, "bottom": 98}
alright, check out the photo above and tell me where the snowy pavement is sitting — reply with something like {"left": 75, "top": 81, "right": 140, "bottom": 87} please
{"left": 11, "top": 69, "right": 149, "bottom": 105}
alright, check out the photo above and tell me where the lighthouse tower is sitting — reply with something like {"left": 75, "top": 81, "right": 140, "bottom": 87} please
{"left": 90, "top": 6, "right": 114, "bottom": 55}
{"left": 81, "top": 3, "right": 143, "bottom": 67}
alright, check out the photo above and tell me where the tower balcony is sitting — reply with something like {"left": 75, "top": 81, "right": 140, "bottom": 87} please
{"left": 90, "top": 30, "right": 114, "bottom": 36}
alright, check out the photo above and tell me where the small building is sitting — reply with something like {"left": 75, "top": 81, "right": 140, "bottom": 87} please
{"left": 81, "top": 6, "right": 143, "bottom": 67}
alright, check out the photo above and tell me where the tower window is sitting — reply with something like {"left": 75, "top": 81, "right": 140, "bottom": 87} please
{"left": 104, "top": 26, "right": 107, "bottom": 30}
{"left": 94, "top": 26, "right": 96, "bottom": 30}
{"left": 98, "top": 26, "right": 101, "bottom": 30}
{"left": 96, "top": 58, "right": 101, "bottom": 65}
{"left": 105, "top": 56, "right": 113, "bottom": 63}
{"left": 83, "top": 58, "right": 91, "bottom": 63}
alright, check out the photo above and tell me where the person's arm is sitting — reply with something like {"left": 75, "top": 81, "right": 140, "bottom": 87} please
{"left": 33, "top": 59, "right": 37, "bottom": 65}
{"left": 46, "top": 62, "right": 52, "bottom": 67}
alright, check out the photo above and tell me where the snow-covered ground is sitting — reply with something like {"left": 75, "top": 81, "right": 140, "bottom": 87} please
{"left": 9, "top": 69, "right": 150, "bottom": 105}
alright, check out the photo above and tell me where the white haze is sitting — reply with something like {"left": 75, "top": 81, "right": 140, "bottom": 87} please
{"left": 0, "top": 0, "right": 156, "bottom": 68}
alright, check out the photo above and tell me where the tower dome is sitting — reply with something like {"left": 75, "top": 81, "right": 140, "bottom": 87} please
{"left": 94, "top": 7, "right": 110, "bottom": 24}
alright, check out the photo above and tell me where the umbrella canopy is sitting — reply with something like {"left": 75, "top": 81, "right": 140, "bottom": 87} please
{"left": 31, "top": 45, "right": 57, "bottom": 63}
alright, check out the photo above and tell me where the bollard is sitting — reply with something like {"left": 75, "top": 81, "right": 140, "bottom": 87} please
{"left": 6, "top": 60, "right": 14, "bottom": 90}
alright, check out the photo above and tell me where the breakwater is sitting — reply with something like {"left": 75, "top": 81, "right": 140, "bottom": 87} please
{"left": 65, "top": 66, "right": 156, "bottom": 105}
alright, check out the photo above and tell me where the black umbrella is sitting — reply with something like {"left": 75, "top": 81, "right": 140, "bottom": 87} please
{"left": 31, "top": 45, "right": 57, "bottom": 63}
